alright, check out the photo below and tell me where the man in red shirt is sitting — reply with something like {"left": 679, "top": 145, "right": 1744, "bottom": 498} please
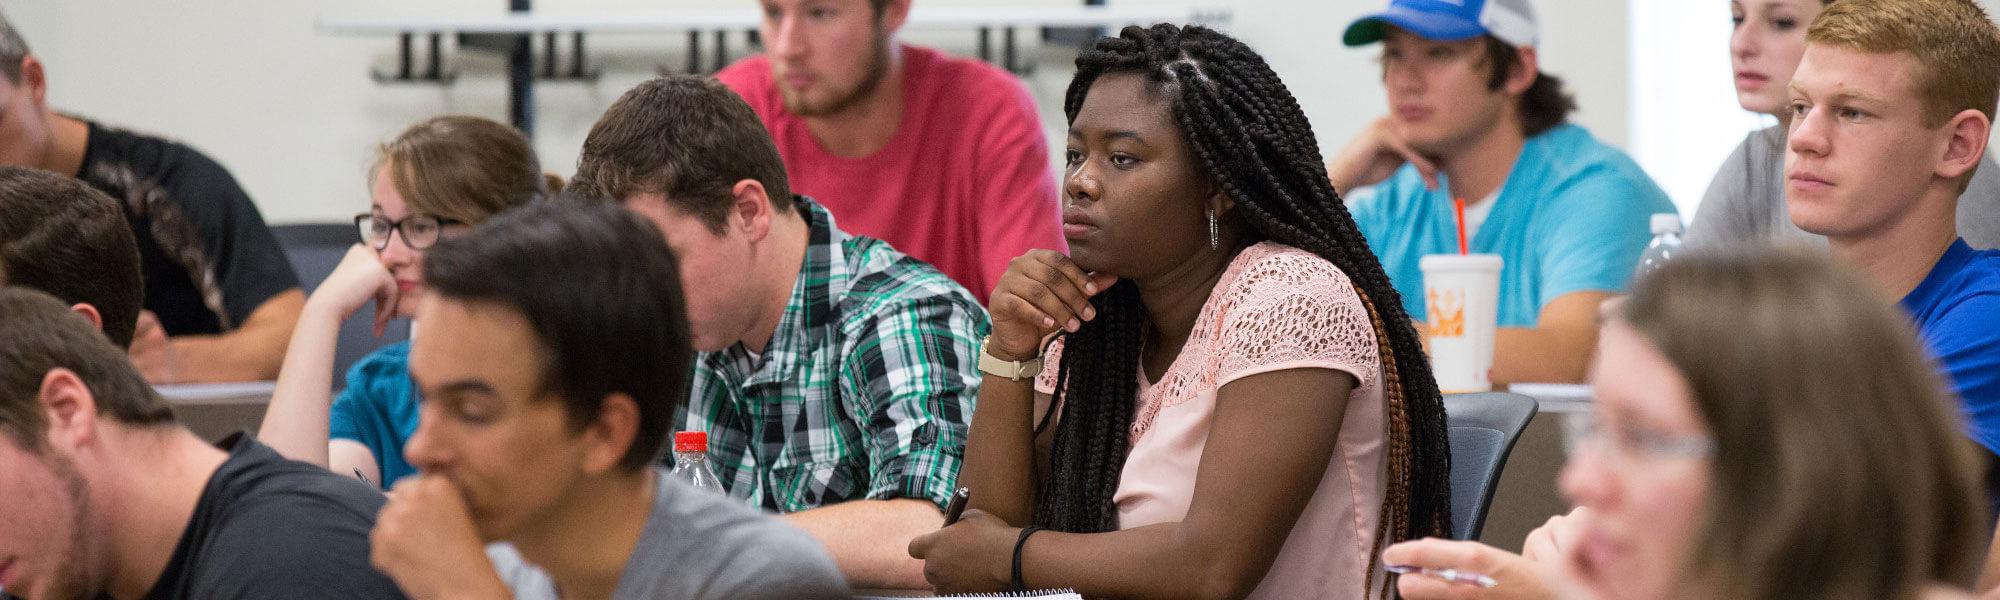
{"left": 718, "top": 0, "right": 1065, "bottom": 301}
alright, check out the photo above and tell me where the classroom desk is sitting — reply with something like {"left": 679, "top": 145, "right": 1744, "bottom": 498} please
{"left": 317, "top": 4, "right": 1232, "bottom": 136}
{"left": 146, "top": 378, "right": 1585, "bottom": 552}
{"left": 157, "top": 381, "right": 275, "bottom": 444}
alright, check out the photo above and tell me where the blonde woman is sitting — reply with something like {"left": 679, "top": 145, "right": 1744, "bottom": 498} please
{"left": 260, "top": 116, "right": 553, "bottom": 487}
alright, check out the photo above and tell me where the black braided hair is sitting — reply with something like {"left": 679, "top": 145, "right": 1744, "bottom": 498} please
{"left": 1035, "top": 24, "right": 1452, "bottom": 596}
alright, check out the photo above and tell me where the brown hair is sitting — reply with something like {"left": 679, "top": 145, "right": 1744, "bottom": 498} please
{"left": 375, "top": 115, "right": 553, "bottom": 224}
{"left": 0, "top": 288, "right": 176, "bottom": 449}
{"left": 568, "top": 75, "right": 793, "bottom": 233}
{"left": 1807, "top": 0, "right": 2000, "bottom": 128}
{"left": 1479, "top": 35, "right": 1576, "bottom": 138}
{"left": 0, "top": 167, "right": 144, "bottom": 348}
{"left": 424, "top": 202, "right": 692, "bottom": 472}
{"left": 1616, "top": 246, "right": 1983, "bottom": 600}
{"left": 0, "top": 7, "right": 30, "bottom": 83}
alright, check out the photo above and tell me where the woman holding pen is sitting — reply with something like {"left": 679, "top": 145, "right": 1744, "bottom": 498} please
{"left": 909, "top": 23, "right": 1451, "bottom": 599}
{"left": 1384, "top": 248, "right": 1986, "bottom": 600}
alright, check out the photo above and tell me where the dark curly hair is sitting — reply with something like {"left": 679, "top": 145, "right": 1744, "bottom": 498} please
{"left": 1477, "top": 35, "right": 1577, "bottom": 137}
{"left": 1035, "top": 23, "right": 1452, "bottom": 597}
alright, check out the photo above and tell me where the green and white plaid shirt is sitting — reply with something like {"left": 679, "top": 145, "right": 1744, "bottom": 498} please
{"left": 677, "top": 196, "right": 988, "bottom": 513}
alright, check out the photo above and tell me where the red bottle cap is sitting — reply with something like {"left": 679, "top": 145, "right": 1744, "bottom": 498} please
{"left": 674, "top": 431, "right": 707, "bottom": 453}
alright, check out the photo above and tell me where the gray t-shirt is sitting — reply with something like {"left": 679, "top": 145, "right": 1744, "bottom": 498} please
{"left": 1686, "top": 125, "right": 2000, "bottom": 250}
{"left": 488, "top": 472, "right": 850, "bottom": 600}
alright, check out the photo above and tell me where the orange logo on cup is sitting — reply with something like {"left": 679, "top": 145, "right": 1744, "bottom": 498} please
{"left": 1427, "top": 289, "right": 1465, "bottom": 337}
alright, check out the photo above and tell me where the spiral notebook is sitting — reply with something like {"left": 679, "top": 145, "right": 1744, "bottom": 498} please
{"left": 856, "top": 589, "right": 1081, "bottom": 599}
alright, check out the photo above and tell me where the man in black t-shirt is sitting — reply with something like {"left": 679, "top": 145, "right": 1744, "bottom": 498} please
{"left": 0, "top": 288, "right": 405, "bottom": 600}
{"left": 0, "top": 10, "right": 301, "bottom": 384}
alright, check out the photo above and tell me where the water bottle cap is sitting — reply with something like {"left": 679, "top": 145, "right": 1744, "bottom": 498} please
{"left": 1650, "top": 213, "right": 1683, "bottom": 235}
{"left": 674, "top": 431, "right": 707, "bottom": 453}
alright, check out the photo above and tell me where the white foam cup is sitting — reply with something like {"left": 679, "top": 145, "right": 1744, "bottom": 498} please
{"left": 1419, "top": 254, "right": 1503, "bottom": 393}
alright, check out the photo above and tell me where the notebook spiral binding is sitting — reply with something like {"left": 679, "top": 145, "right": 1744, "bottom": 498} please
{"left": 943, "top": 590, "right": 1080, "bottom": 598}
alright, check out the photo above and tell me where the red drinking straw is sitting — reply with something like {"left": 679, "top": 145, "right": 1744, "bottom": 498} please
{"left": 1453, "top": 197, "right": 1469, "bottom": 255}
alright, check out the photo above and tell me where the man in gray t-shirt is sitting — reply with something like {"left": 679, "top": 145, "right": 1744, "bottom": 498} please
{"left": 1687, "top": 125, "right": 2000, "bottom": 250}
{"left": 488, "top": 474, "right": 848, "bottom": 600}
{"left": 366, "top": 203, "right": 848, "bottom": 599}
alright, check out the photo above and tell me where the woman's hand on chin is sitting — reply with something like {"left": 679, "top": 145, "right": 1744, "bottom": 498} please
{"left": 307, "top": 244, "right": 401, "bottom": 335}
{"left": 986, "top": 250, "right": 1118, "bottom": 361}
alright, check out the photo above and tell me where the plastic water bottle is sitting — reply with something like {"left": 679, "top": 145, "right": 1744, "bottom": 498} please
{"left": 1635, "top": 213, "right": 1683, "bottom": 278}
{"left": 669, "top": 431, "right": 725, "bottom": 493}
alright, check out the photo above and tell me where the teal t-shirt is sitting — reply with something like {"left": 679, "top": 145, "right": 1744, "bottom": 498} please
{"left": 328, "top": 341, "right": 420, "bottom": 488}
{"left": 1348, "top": 124, "right": 1677, "bottom": 326}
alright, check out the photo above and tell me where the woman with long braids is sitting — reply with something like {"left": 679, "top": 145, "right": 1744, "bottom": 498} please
{"left": 909, "top": 23, "right": 1450, "bottom": 599}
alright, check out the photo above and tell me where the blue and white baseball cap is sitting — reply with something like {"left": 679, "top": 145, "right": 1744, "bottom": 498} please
{"left": 1342, "top": 0, "right": 1540, "bottom": 48}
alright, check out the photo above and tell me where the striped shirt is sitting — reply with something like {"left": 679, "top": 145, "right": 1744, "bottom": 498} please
{"left": 677, "top": 196, "right": 988, "bottom": 513}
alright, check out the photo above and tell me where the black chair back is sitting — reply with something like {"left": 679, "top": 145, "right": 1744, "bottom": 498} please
{"left": 271, "top": 224, "right": 411, "bottom": 388}
{"left": 1443, "top": 391, "right": 1540, "bottom": 540}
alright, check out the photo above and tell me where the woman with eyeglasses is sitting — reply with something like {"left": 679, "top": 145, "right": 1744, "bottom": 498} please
{"left": 260, "top": 115, "right": 554, "bottom": 488}
{"left": 1383, "top": 247, "right": 1986, "bottom": 600}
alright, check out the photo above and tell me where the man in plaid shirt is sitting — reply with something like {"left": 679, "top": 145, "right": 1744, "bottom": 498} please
{"left": 569, "top": 75, "right": 987, "bottom": 590}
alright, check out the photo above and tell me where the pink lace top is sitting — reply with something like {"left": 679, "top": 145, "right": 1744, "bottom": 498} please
{"left": 1036, "top": 242, "right": 1389, "bottom": 600}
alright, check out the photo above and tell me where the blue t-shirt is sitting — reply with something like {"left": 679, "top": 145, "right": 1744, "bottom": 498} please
{"left": 1348, "top": 124, "right": 1678, "bottom": 326}
{"left": 1900, "top": 239, "right": 2000, "bottom": 454}
{"left": 328, "top": 341, "right": 421, "bottom": 488}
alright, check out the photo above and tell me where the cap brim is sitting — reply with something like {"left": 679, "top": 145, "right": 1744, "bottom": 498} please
{"left": 1342, "top": 6, "right": 1488, "bottom": 47}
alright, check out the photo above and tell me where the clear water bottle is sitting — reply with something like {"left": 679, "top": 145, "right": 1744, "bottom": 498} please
{"left": 669, "top": 431, "right": 725, "bottom": 493}
{"left": 1635, "top": 213, "right": 1684, "bottom": 278}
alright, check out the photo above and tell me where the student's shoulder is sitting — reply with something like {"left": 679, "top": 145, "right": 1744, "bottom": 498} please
{"left": 196, "top": 447, "right": 401, "bottom": 597}
{"left": 1528, "top": 124, "right": 1655, "bottom": 186}
{"left": 1708, "top": 125, "right": 1783, "bottom": 181}
{"left": 911, "top": 44, "right": 1035, "bottom": 114}
{"left": 341, "top": 341, "right": 415, "bottom": 400}
{"left": 838, "top": 234, "right": 984, "bottom": 318}
{"left": 1227, "top": 243, "right": 1352, "bottom": 294}
{"left": 912, "top": 44, "right": 1022, "bottom": 93}
{"left": 83, "top": 120, "right": 240, "bottom": 197}
{"left": 193, "top": 518, "right": 401, "bottom": 598}
{"left": 1217, "top": 244, "right": 1362, "bottom": 320}
{"left": 1940, "top": 248, "right": 2000, "bottom": 320}
{"left": 671, "top": 488, "right": 819, "bottom": 548}
{"left": 713, "top": 55, "right": 783, "bottom": 114}
{"left": 1524, "top": 124, "right": 1673, "bottom": 215}
{"left": 714, "top": 54, "right": 773, "bottom": 89}
{"left": 350, "top": 340, "right": 412, "bottom": 376}
{"left": 650, "top": 477, "right": 845, "bottom": 573}
{"left": 215, "top": 441, "right": 388, "bottom": 518}
{"left": 1345, "top": 165, "right": 1435, "bottom": 216}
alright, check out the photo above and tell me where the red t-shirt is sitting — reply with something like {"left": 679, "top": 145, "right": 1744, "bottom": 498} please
{"left": 717, "top": 44, "right": 1066, "bottom": 302}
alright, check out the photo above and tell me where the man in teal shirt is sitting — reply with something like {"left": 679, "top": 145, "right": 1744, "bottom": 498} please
{"left": 1328, "top": 0, "right": 1676, "bottom": 384}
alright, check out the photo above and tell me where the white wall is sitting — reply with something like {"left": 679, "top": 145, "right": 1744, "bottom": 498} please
{"left": 1627, "top": 0, "right": 1768, "bottom": 220}
{"left": 13, "top": 0, "right": 1630, "bottom": 224}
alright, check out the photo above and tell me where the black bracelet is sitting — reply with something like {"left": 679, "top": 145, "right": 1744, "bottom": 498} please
{"left": 1012, "top": 526, "right": 1045, "bottom": 592}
